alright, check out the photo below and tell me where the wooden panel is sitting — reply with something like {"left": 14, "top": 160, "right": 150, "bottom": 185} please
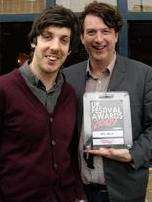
{"left": 56, "top": 0, "right": 117, "bottom": 12}
{"left": 128, "top": 0, "right": 152, "bottom": 12}
{"left": 146, "top": 168, "right": 152, "bottom": 202}
{"left": 0, "top": 0, "right": 45, "bottom": 14}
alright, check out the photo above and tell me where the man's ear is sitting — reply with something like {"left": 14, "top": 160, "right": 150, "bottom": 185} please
{"left": 115, "top": 32, "right": 119, "bottom": 43}
{"left": 31, "top": 43, "right": 35, "bottom": 48}
{"left": 80, "top": 34, "right": 84, "bottom": 45}
{"left": 68, "top": 50, "right": 71, "bottom": 56}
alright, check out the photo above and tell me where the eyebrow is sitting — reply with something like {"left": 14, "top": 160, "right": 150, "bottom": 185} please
{"left": 42, "top": 31, "right": 70, "bottom": 37}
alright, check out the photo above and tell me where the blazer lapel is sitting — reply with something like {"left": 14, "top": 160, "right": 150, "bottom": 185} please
{"left": 108, "top": 55, "right": 126, "bottom": 91}
{"left": 77, "top": 62, "right": 87, "bottom": 134}
{"left": 78, "top": 56, "right": 126, "bottom": 133}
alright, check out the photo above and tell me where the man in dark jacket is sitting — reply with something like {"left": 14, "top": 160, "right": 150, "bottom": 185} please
{"left": 63, "top": 1, "right": 152, "bottom": 202}
{"left": 0, "top": 5, "right": 85, "bottom": 202}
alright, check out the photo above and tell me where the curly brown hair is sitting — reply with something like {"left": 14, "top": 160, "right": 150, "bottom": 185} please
{"left": 79, "top": 1, "right": 123, "bottom": 34}
{"left": 28, "top": 5, "right": 79, "bottom": 51}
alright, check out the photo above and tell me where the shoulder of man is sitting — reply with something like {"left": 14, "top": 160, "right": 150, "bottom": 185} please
{"left": 117, "top": 54, "right": 152, "bottom": 71}
{"left": 62, "top": 60, "right": 87, "bottom": 93}
{"left": 0, "top": 69, "right": 19, "bottom": 87}
{"left": 63, "top": 60, "right": 87, "bottom": 76}
{"left": 115, "top": 55, "right": 152, "bottom": 82}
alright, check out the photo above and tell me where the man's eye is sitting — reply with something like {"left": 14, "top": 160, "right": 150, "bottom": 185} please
{"left": 87, "top": 30, "right": 95, "bottom": 34}
{"left": 87, "top": 30, "right": 96, "bottom": 36}
{"left": 42, "top": 34, "right": 52, "bottom": 40}
{"left": 44, "top": 35, "right": 50, "bottom": 38}
{"left": 44, "top": 35, "right": 51, "bottom": 39}
{"left": 103, "top": 29, "right": 112, "bottom": 34}
{"left": 61, "top": 38, "right": 70, "bottom": 44}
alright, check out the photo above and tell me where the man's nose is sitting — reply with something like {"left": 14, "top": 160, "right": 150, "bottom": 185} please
{"left": 49, "top": 38, "right": 60, "bottom": 51}
{"left": 95, "top": 32, "right": 103, "bottom": 42}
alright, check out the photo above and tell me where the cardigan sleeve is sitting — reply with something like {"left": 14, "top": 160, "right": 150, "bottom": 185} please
{"left": 69, "top": 124, "right": 86, "bottom": 200}
{"left": 0, "top": 86, "right": 5, "bottom": 132}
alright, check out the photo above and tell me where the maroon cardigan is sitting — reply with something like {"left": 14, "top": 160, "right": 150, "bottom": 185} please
{"left": 0, "top": 69, "right": 84, "bottom": 202}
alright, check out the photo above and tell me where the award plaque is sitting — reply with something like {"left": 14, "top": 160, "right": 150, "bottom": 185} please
{"left": 83, "top": 92, "right": 133, "bottom": 149}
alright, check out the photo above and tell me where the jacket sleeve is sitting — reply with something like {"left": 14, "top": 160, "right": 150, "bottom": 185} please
{"left": 129, "top": 67, "right": 152, "bottom": 169}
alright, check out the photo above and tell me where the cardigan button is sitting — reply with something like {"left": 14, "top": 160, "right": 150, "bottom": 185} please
{"left": 52, "top": 140, "right": 56, "bottom": 146}
{"left": 50, "top": 117, "right": 53, "bottom": 122}
{"left": 54, "top": 163, "right": 58, "bottom": 170}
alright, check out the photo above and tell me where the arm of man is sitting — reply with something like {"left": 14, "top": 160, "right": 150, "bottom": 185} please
{"left": 85, "top": 66, "right": 152, "bottom": 168}
{"left": 86, "top": 148, "right": 132, "bottom": 163}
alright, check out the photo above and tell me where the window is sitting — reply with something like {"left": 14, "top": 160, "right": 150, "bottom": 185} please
{"left": 0, "top": 22, "right": 32, "bottom": 74}
{"left": 0, "top": 0, "right": 46, "bottom": 14}
{"left": 128, "top": 21, "right": 152, "bottom": 66}
{"left": 128, "top": 0, "right": 152, "bottom": 12}
{"left": 56, "top": 0, "right": 117, "bottom": 12}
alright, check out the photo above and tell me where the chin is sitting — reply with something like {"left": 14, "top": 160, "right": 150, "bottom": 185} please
{"left": 92, "top": 56, "right": 103, "bottom": 61}
{"left": 46, "top": 68, "right": 60, "bottom": 74}
{"left": 45, "top": 68, "right": 56, "bottom": 72}
{"left": 46, "top": 65, "right": 58, "bottom": 71}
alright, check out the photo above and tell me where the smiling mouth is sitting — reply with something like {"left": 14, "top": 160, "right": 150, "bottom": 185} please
{"left": 93, "top": 45, "right": 106, "bottom": 50}
{"left": 46, "top": 55, "right": 59, "bottom": 62}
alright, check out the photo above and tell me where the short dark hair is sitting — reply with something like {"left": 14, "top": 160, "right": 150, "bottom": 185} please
{"left": 28, "top": 5, "right": 79, "bottom": 50}
{"left": 79, "top": 1, "right": 123, "bottom": 34}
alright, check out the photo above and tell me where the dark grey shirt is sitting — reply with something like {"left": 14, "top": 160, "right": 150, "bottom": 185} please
{"left": 19, "top": 62, "right": 64, "bottom": 113}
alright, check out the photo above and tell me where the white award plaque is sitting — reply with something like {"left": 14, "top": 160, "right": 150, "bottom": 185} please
{"left": 83, "top": 92, "right": 133, "bottom": 149}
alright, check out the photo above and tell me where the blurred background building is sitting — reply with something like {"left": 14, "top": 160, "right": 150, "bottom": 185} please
{"left": 0, "top": 0, "right": 152, "bottom": 201}
{"left": 0, "top": 0, "right": 152, "bottom": 74}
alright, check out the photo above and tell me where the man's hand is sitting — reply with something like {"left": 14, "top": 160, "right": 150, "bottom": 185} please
{"left": 85, "top": 147, "right": 132, "bottom": 163}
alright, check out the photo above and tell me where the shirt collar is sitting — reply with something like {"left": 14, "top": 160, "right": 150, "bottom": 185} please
{"left": 19, "top": 62, "right": 64, "bottom": 93}
{"left": 86, "top": 53, "right": 116, "bottom": 79}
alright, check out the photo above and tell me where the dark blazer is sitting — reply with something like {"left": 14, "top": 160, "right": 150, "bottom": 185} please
{"left": 63, "top": 55, "right": 152, "bottom": 202}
